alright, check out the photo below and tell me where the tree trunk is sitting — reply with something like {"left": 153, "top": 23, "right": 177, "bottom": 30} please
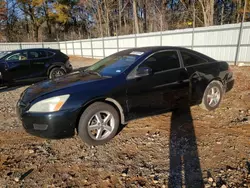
{"left": 209, "top": 0, "right": 214, "bottom": 25}
{"left": 133, "top": 0, "right": 139, "bottom": 34}
{"left": 118, "top": 0, "right": 122, "bottom": 32}
{"left": 123, "top": 13, "right": 127, "bottom": 34}
{"left": 47, "top": 21, "right": 52, "bottom": 35}
{"left": 236, "top": 0, "right": 242, "bottom": 23}
{"left": 22, "top": 5, "right": 30, "bottom": 38}
{"left": 44, "top": 0, "right": 51, "bottom": 35}
{"left": 25, "top": 15, "right": 29, "bottom": 35}
{"left": 199, "top": 0, "right": 207, "bottom": 26}
{"left": 221, "top": 2, "right": 224, "bottom": 25}
{"left": 153, "top": 4, "right": 156, "bottom": 32}
{"left": 96, "top": 0, "right": 103, "bottom": 37}
{"left": 143, "top": 0, "right": 147, "bottom": 32}
{"left": 34, "top": 25, "right": 39, "bottom": 42}
{"left": 103, "top": 0, "right": 110, "bottom": 36}
{"left": 161, "top": 0, "right": 168, "bottom": 30}
{"left": 198, "top": 0, "right": 214, "bottom": 26}
{"left": 109, "top": 21, "right": 114, "bottom": 36}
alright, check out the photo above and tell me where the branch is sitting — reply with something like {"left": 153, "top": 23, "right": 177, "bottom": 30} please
{"left": 180, "top": 0, "right": 204, "bottom": 24}
{"left": 120, "top": 1, "right": 130, "bottom": 13}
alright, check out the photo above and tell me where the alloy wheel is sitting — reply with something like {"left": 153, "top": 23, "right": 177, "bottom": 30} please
{"left": 87, "top": 111, "right": 115, "bottom": 140}
{"left": 207, "top": 86, "right": 221, "bottom": 107}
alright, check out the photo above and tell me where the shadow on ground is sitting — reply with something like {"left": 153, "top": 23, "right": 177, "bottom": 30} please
{"left": 0, "top": 85, "right": 25, "bottom": 93}
{"left": 168, "top": 105, "right": 204, "bottom": 188}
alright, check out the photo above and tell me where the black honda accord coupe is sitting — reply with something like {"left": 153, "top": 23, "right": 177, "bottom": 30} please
{"left": 16, "top": 46, "right": 234, "bottom": 145}
{"left": 0, "top": 48, "right": 73, "bottom": 86}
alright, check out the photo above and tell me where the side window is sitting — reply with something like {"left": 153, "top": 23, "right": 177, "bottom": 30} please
{"left": 139, "top": 51, "right": 180, "bottom": 73}
{"left": 6, "top": 52, "right": 28, "bottom": 61}
{"left": 181, "top": 51, "right": 207, "bottom": 67}
{"left": 29, "top": 51, "right": 47, "bottom": 59}
{"left": 48, "top": 51, "right": 55, "bottom": 57}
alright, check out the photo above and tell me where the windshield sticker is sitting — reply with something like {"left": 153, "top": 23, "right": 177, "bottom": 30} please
{"left": 130, "top": 51, "right": 144, "bottom": 56}
{"left": 116, "top": 70, "right": 121, "bottom": 73}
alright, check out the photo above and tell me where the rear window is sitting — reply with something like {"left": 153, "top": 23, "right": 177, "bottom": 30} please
{"left": 29, "top": 51, "right": 47, "bottom": 59}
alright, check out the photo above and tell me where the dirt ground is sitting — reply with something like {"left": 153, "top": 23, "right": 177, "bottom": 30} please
{"left": 0, "top": 56, "right": 249, "bottom": 188}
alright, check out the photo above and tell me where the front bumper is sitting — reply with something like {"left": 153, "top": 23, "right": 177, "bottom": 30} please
{"left": 225, "top": 78, "right": 234, "bottom": 92}
{"left": 65, "top": 61, "right": 73, "bottom": 73}
{"left": 65, "top": 64, "right": 73, "bottom": 73}
{"left": 16, "top": 101, "right": 79, "bottom": 139}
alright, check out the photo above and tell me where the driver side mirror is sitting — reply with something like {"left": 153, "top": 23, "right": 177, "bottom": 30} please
{"left": 136, "top": 66, "right": 152, "bottom": 77}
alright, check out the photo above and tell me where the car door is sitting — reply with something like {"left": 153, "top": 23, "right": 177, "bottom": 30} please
{"left": 29, "top": 50, "right": 50, "bottom": 78}
{"left": 180, "top": 50, "right": 216, "bottom": 104}
{"left": 5, "top": 51, "right": 31, "bottom": 81}
{"left": 126, "top": 50, "right": 189, "bottom": 119}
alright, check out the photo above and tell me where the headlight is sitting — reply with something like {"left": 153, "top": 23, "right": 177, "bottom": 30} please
{"left": 28, "top": 94, "right": 70, "bottom": 113}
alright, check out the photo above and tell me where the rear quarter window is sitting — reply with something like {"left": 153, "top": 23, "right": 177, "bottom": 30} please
{"left": 181, "top": 51, "right": 208, "bottom": 67}
{"left": 48, "top": 51, "right": 55, "bottom": 57}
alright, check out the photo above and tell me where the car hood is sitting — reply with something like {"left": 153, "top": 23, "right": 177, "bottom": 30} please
{"left": 21, "top": 71, "right": 108, "bottom": 103}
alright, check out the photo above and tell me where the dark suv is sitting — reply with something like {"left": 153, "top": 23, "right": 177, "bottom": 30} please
{"left": 0, "top": 48, "right": 73, "bottom": 86}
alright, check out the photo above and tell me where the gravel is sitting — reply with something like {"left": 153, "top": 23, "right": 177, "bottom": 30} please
{"left": 0, "top": 59, "right": 249, "bottom": 187}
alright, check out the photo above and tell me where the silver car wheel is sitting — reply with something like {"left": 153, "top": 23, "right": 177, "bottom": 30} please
{"left": 207, "top": 86, "right": 221, "bottom": 107}
{"left": 87, "top": 111, "right": 115, "bottom": 140}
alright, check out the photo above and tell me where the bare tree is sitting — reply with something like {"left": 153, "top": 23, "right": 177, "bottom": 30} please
{"left": 95, "top": 0, "right": 104, "bottom": 37}
{"left": 133, "top": 0, "right": 139, "bottom": 34}
{"left": 198, "top": 0, "right": 215, "bottom": 26}
{"left": 1, "top": 0, "right": 249, "bottom": 42}
{"left": 18, "top": 0, "right": 46, "bottom": 42}
{"left": 103, "top": 0, "right": 110, "bottom": 36}
{"left": 43, "top": 0, "right": 52, "bottom": 36}
{"left": 118, "top": 0, "right": 122, "bottom": 32}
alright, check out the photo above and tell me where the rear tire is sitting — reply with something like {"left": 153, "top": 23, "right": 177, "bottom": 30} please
{"left": 200, "top": 80, "right": 223, "bottom": 111}
{"left": 78, "top": 102, "right": 120, "bottom": 146}
{"left": 49, "top": 67, "right": 66, "bottom": 79}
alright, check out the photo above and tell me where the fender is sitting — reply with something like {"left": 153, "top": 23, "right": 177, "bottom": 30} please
{"left": 47, "top": 62, "right": 66, "bottom": 76}
{"left": 189, "top": 71, "right": 223, "bottom": 104}
{"left": 0, "top": 71, "right": 2, "bottom": 86}
{"left": 189, "top": 71, "right": 212, "bottom": 103}
{"left": 0, "top": 62, "right": 9, "bottom": 86}
{"left": 79, "top": 96, "right": 126, "bottom": 125}
{"left": 105, "top": 98, "right": 126, "bottom": 124}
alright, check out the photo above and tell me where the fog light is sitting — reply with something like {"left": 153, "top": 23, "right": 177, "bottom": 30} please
{"left": 33, "top": 124, "right": 48, "bottom": 131}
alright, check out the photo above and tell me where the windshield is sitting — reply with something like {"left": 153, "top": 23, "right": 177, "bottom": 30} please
{"left": 0, "top": 52, "right": 10, "bottom": 59}
{"left": 85, "top": 52, "right": 143, "bottom": 76}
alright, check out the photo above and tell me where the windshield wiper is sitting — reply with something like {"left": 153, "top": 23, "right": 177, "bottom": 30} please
{"left": 84, "top": 70, "right": 102, "bottom": 77}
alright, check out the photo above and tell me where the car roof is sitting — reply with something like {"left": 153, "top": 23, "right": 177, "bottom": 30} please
{"left": 126, "top": 46, "right": 187, "bottom": 52}
{"left": 119, "top": 46, "right": 215, "bottom": 61}
{"left": 10, "top": 48, "right": 59, "bottom": 53}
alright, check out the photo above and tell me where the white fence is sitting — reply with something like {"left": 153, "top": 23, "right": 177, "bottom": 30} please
{"left": 0, "top": 22, "right": 250, "bottom": 63}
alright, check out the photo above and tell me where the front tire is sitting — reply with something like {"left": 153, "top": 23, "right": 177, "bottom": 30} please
{"left": 200, "top": 80, "right": 223, "bottom": 111}
{"left": 78, "top": 102, "right": 120, "bottom": 146}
